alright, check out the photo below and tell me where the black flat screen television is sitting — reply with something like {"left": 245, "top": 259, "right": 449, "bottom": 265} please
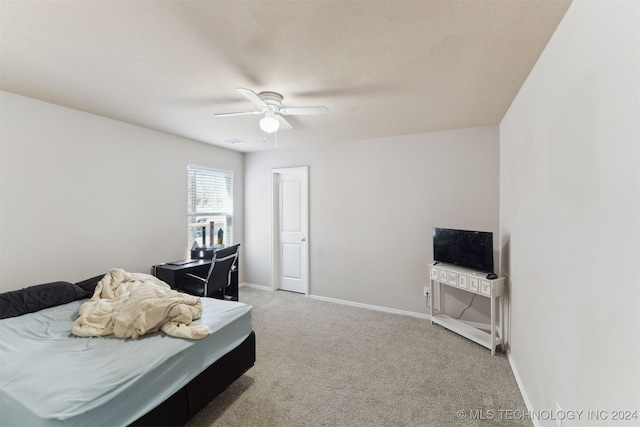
{"left": 433, "top": 227, "right": 494, "bottom": 274}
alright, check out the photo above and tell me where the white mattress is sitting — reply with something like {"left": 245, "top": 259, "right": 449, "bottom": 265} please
{"left": 0, "top": 297, "right": 252, "bottom": 427}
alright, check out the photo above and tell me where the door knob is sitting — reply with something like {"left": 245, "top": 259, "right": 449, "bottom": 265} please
{"left": 302, "top": 237, "right": 306, "bottom": 242}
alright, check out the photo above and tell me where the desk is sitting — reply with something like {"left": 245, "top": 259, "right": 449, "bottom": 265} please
{"left": 153, "top": 258, "right": 239, "bottom": 301}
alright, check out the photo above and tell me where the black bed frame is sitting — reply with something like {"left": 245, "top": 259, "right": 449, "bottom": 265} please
{"left": 131, "top": 330, "right": 256, "bottom": 426}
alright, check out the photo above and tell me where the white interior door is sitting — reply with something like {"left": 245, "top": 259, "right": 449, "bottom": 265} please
{"left": 273, "top": 167, "right": 308, "bottom": 294}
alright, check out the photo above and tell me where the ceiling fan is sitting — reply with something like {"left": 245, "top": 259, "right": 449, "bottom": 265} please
{"left": 215, "top": 87, "right": 329, "bottom": 134}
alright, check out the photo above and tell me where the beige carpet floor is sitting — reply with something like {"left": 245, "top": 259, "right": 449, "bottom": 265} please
{"left": 185, "top": 287, "right": 531, "bottom": 427}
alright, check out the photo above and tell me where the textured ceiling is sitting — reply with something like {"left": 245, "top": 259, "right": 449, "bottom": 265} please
{"left": 0, "top": 0, "right": 571, "bottom": 152}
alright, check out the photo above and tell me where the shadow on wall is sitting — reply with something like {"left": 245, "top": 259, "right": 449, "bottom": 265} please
{"left": 501, "top": 237, "right": 511, "bottom": 353}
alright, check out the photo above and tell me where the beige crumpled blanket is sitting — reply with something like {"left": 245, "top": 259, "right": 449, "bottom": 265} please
{"left": 72, "top": 268, "right": 210, "bottom": 339}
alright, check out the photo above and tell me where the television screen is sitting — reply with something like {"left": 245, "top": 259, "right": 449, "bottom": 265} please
{"left": 433, "top": 227, "right": 494, "bottom": 274}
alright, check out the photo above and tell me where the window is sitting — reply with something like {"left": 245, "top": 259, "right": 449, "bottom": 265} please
{"left": 187, "top": 166, "right": 233, "bottom": 249}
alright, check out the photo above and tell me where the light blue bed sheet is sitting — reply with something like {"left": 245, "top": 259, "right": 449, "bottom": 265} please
{"left": 0, "top": 297, "right": 252, "bottom": 427}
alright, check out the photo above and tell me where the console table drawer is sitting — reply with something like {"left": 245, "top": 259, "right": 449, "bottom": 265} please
{"left": 480, "top": 280, "right": 492, "bottom": 296}
{"left": 469, "top": 277, "right": 479, "bottom": 292}
{"left": 429, "top": 265, "right": 504, "bottom": 297}
{"left": 448, "top": 272, "right": 458, "bottom": 286}
{"left": 458, "top": 275, "right": 468, "bottom": 289}
{"left": 439, "top": 270, "right": 447, "bottom": 282}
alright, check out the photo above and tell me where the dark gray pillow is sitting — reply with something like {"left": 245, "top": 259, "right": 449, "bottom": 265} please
{"left": 0, "top": 281, "right": 91, "bottom": 319}
{"left": 75, "top": 274, "right": 105, "bottom": 294}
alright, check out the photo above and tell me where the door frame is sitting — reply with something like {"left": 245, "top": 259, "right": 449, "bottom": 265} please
{"left": 271, "top": 166, "right": 309, "bottom": 296}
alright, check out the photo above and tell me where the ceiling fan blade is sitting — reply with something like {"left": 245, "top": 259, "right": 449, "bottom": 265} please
{"left": 275, "top": 115, "right": 293, "bottom": 130}
{"left": 236, "top": 87, "right": 268, "bottom": 108}
{"left": 214, "top": 111, "right": 261, "bottom": 117}
{"left": 279, "top": 106, "right": 329, "bottom": 116}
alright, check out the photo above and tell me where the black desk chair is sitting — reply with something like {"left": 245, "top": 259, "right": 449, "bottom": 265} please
{"left": 179, "top": 244, "right": 240, "bottom": 299}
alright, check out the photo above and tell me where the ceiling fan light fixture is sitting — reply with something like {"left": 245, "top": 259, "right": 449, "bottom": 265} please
{"left": 216, "top": 88, "right": 327, "bottom": 137}
{"left": 259, "top": 115, "right": 279, "bottom": 133}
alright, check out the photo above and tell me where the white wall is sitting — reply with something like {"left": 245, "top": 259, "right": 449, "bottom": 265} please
{"left": 245, "top": 126, "right": 500, "bottom": 318}
{"left": 0, "top": 91, "right": 244, "bottom": 291}
{"left": 500, "top": 0, "right": 639, "bottom": 422}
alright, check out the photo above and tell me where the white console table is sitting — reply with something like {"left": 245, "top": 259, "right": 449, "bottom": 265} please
{"left": 428, "top": 263, "right": 505, "bottom": 355}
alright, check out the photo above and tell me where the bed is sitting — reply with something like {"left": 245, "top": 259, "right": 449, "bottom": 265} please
{"left": 0, "top": 276, "right": 256, "bottom": 427}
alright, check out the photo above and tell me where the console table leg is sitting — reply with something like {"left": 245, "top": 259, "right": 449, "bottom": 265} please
{"left": 499, "top": 295, "right": 504, "bottom": 353}
{"left": 429, "top": 279, "right": 433, "bottom": 325}
{"left": 490, "top": 295, "right": 496, "bottom": 356}
{"left": 438, "top": 281, "right": 444, "bottom": 317}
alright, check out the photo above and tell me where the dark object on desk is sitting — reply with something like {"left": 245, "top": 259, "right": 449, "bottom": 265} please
{"left": 190, "top": 246, "right": 215, "bottom": 259}
{"left": 168, "top": 259, "right": 197, "bottom": 266}
{"left": 180, "top": 244, "right": 240, "bottom": 300}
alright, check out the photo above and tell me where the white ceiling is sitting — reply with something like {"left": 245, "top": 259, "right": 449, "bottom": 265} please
{"left": 0, "top": 0, "right": 571, "bottom": 152}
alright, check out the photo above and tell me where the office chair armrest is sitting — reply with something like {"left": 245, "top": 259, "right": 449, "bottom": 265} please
{"left": 179, "top": 273, "right": 207, "bottom": 297}
{"left": 183, "top": 273, "right": 207, "bottom": 283}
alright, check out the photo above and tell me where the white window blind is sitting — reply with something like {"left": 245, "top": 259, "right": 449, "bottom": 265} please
{"left": 187, "top": 166, "right": 233, "bottom": 249}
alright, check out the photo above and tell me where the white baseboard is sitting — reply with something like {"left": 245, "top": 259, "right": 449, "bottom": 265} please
{"left": 241, "top": 283, "right": 429, "bottom": 319}
{"left": 308, "top": 294, "right": 430, "bottom": 320}
{"left": 240, "top": 285, "right": 500, "bottom": 327}
{"left": 240, "top": 282, "right": 272, "bottom": 291}
{"left": 507, "top": 350, "right": 538, "bottom": 427}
